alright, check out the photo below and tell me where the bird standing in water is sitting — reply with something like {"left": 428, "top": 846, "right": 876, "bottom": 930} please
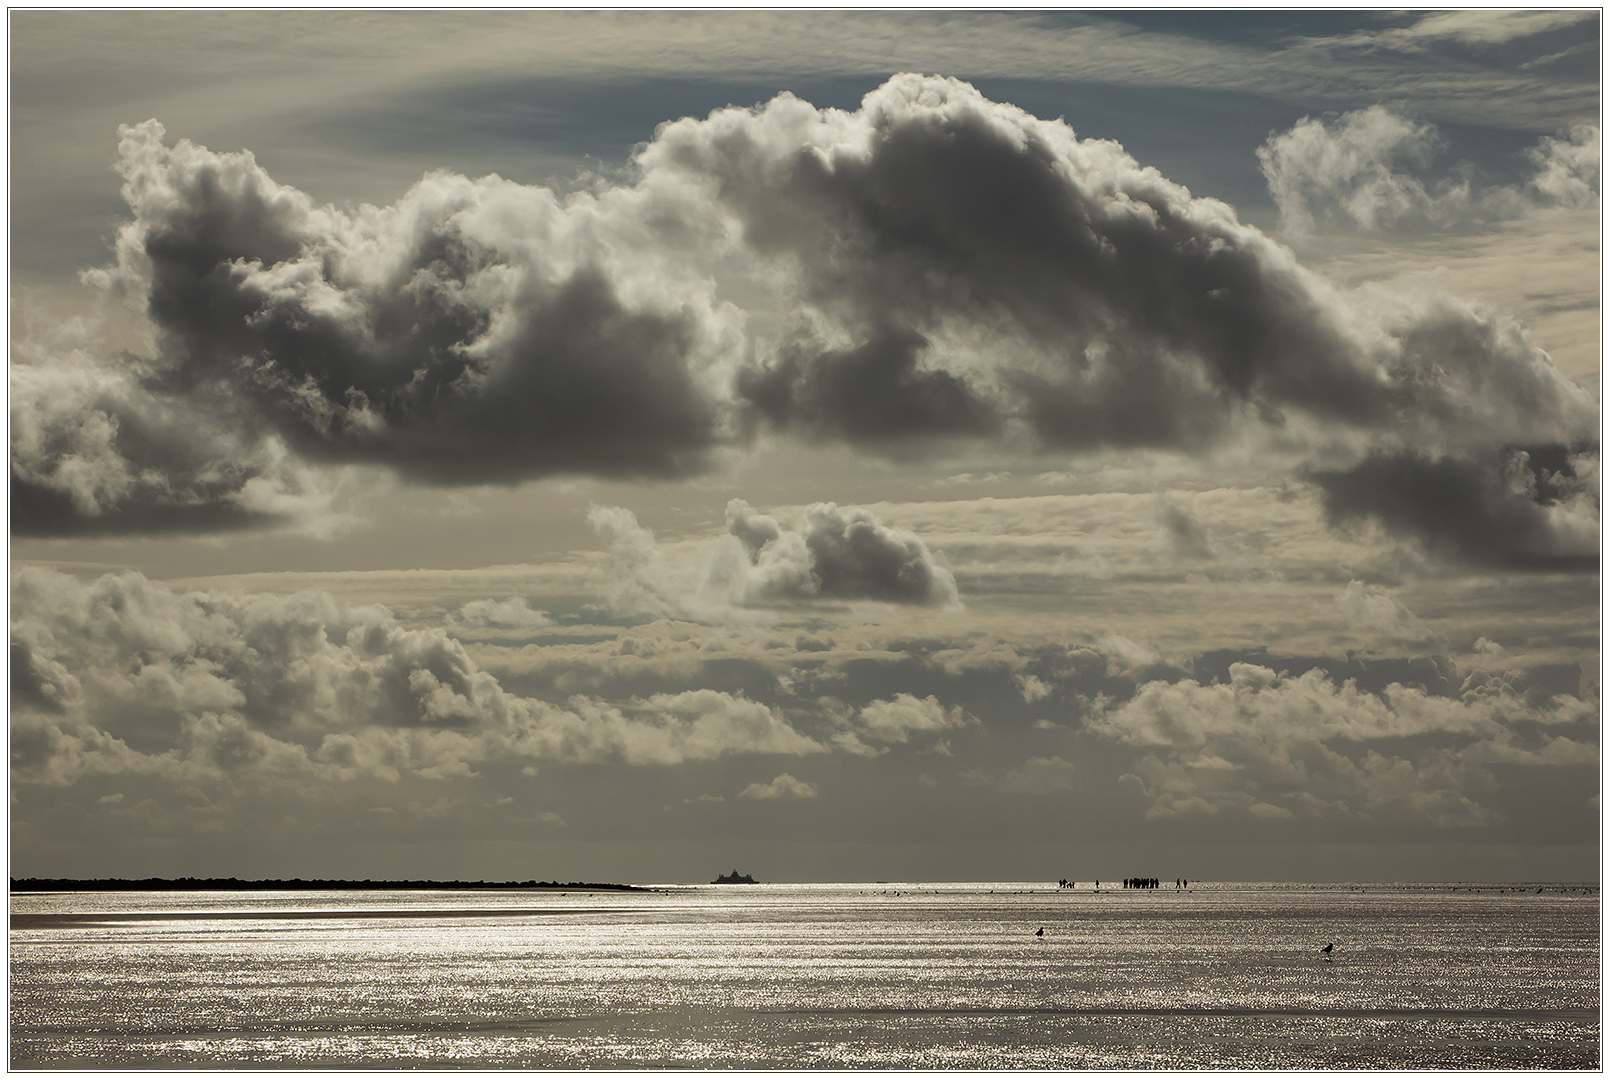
{"left": 1320, "top": 942, "right": 1334, "bottom": 961}
{"left": 1035, "top": 927, "right": 1045, "bottom": 937}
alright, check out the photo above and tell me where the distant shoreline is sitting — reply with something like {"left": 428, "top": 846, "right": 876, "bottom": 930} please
{"left": 9, "top": 878, "right": 651, "bottom": 893}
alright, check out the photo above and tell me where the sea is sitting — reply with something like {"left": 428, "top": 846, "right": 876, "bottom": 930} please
{"left": 8, "top": 881, "right": 1600, "bottom": 1069}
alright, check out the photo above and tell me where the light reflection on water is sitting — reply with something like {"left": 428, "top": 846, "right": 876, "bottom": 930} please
{"left": 9, "top": 882, "right": 1599, "bottom": 1068}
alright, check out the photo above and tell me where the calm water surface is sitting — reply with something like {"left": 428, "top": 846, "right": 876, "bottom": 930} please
{"left": 9, "top": 881, "right": 1599, "bottom": 1068}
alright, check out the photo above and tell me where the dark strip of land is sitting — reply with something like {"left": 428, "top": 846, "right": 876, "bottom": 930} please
{"left": 10, "top": 877, "right": 648, "bottom": 892}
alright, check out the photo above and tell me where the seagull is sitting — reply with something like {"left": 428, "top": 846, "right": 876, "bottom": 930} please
{"left": 1320, "top": 942, "right": 1334, "bottom": 960}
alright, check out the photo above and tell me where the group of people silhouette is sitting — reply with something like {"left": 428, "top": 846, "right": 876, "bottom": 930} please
{"left": 1055, "top": 877, "right": 1190, "bottom": 890}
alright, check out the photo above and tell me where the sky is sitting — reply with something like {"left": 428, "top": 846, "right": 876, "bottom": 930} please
{"left": 8, "top": 9, "right": 1602, "bottom": 884}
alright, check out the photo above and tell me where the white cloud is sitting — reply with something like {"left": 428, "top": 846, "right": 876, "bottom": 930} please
{"left": 451, "top": 597, "right": 552, "bottom": 629}
{"left": 834, "top": 693, "right": 976, "bottom": 756}
{"left": 723, "top": 499, "right": 960, "bottom": 608}
{"left": 1016, "top": 674, "right": 1053, "bottom": 703}
{"left": 32, "top": 116, "right": 747, "bottom": 537}
{"left": 1100, "top": 634, "right": 1162, "bottom": 671}
{"left": 9, "top": 567, "right": 828, "bottom": 790}
{"left": 1368, "top": 10, "right": 1596, "bottom": 49}
{"left": 1334, "top": 580, "right": 1438, "bottom": 644}
{"left": 563, "top": 689, "right": 824, "bottom": 766}
{"left": 739, "top": 773, "right": 819, "bottom": 799}
{"left": 655, "top": 74, "right": 1593, "bottom": 466}
{"left": 1257, "top": 106, "right": 1448, "bottom": 235}
{"left": 589, "top": 500, "right": 959, "bottom": 617}
{"left": 1090, "top": 662, "right": 1596, "bottom": 823}
{"left": 1526, "top": 123, "right": 1601, "bottom": 208}
{"left": 1259, "top": 106, "right": 1600, "bottom": 235}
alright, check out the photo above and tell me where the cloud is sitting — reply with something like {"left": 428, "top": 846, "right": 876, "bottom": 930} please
{"left": 1334, "top": 581, "right": 1437, "bottom": 644}
{"left": 1310, "top": 446, "right": 1598, "bottom": 571}
{"left": 724, "top": 499, "right": 960, "bottom": 607}
{"left": 965, "top": 755, "right": 1076, "bottom": 795}
{"left": 588, "top": 504, "right": 686, "bottom": 617}
{"left": 835, "top": 693, "right": 975, "bottom": 756}
{"left": 29, "top": 117, "right": 744, "bottom": 536}
{"left": 1158, "top": 498, "right": 1214, "bottom": 560}
{"left": 648, "top": 74, "right": 1595, "bottom": 460}
{"left": 1525, "top": 123, "right": 1601, "bottom": 208}
{"left": 590, "top": 500, "right": 959, "bottom": 615}
{"left": 1015, "top": 674, "right": 1053, "bottom": 703}
{"left": 563, "top": 689, "right": 824, "bottom": 766}
{"left": 1359, "top": 9, "right": 1597, "bottom": 49}
{"left": 1090, "top": 661, "right": 1596, "bottom": 823}
{"left": 1258, "top": 106, "right": 1600, "bottom": 235}
{"left": 739, "top": 772, "right": 819, "bottom": 799}
{"left": 9, "top": 567, "right": 827, "bottom": 789}
{"left": 9, "top": 319, "right": 363, "bottom": 538}
{"left": 1257, "top": 106, "right": 1448, "bottom": 235}
{"left": 451, "top": 597, "right": 552, "bottom": 629}
{"left": 738, "top": 325, "right": 1000, "bottom": 445}
{"left": 17, "top": 78, "right": 1598, "bottom": 564}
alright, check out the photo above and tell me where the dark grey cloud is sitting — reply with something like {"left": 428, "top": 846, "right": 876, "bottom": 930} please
{"left": 647, "top": 74, "right": 1595, "bottom": 454}
{"left": 104, "top": 121, "right": 727, "bottom": 484}
{"left": 1310, "top": 445, "right": 1599, "bottom": 571}
{"left": 12, "top": 120, "right": 740, "bottom": 537}
{"left": 738, "top": 326, "right": 998, "bottom": 445}
{"left": 1158, "top": 499, "right": 1214, "bottom": 560}
{"left": 15, "top": 79, "right": 1598, "bottom": 551}
{"left": 11, "top": 639, "right": 69, "bottom": 713}
{"left": 11, "top": 476, "right": 274, "bottom": 538}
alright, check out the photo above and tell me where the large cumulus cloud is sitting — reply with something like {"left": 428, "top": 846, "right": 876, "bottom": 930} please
{"left": 15, "top": 77, "right": 1599, "bottom": 567}
{"left": 647, "top": 75, "right": 1594, "bottom": 457}
{"left": 24, "top": 116, "right": 744, "bottom": 532}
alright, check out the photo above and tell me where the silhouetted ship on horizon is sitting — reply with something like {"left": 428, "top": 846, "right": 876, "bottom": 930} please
{"left": 712, "top": 869, "right": 759, "bottom": 884}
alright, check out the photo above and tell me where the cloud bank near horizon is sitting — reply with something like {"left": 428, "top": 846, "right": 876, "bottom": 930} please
{"left": 10, "top": 566, "right": 1594, "bottom": 831}
{"left": 12, "top": 75, "right": 1597, "bottom": 570}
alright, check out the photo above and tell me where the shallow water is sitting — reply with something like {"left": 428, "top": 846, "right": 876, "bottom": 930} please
{"left": 9, "top": 881, "right": 1600, "bottom": 1068}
